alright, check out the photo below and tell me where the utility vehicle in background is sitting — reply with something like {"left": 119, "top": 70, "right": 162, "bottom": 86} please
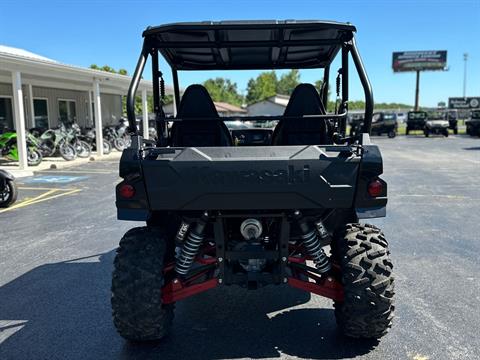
{"left": 113, "top": 20, "right": 394, "bottom": 343}
{"left": 406, "top": 110, "right": 428, "bottom": 135}
{"left": 446, "top": 109, "right": 458, "bottom": 134}
{"left": 350, "top": 111, "right": 397, "bottom": 138}
{"left": 425, "top": 111, "right": 449, "bottom": 137}
{"left": 466, "top": 110, "right": 480, "bottom": 137}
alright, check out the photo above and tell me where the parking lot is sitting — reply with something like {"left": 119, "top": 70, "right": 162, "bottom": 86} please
{"left": 0, "top": 135, "right": 479, "bottom": 360}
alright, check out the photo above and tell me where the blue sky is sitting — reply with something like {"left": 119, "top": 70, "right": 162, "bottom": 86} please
{"left": 1, "top": 0, "right": 479, "bottom": 107}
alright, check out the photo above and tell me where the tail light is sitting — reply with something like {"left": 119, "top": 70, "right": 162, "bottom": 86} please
{"left": 119, "top": 184, "right": 135, "bottom": 198}
{"left": 367, "top": 179, "right": 383, "bottom": 197}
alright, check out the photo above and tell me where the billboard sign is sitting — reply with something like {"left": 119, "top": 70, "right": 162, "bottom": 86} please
{"left": 448, "top": 97, "right": 480, "bottom": 109}
{"left": 392, "top": 51, "right": 447, "bottom": 72}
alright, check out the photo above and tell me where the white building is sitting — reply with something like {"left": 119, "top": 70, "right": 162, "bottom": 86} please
{"left": 163, "top": 100, "right": 246, "bottom": 117}
{"left": 0, "top": 45, "right": 171, "bottom": 168}
{"left": 247, "top": 94, "right": 290, "bottom": 116}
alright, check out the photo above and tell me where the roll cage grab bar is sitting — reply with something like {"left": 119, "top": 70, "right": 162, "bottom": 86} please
{"left": 126, "top": 36, "right": 374, "bottom": 140}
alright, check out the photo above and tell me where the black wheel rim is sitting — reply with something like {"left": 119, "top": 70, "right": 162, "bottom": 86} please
{"left": 0, "top": 184, "right": 11, "bottom": 203}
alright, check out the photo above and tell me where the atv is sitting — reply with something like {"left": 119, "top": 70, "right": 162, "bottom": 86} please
{"left": 113, "top": 20, "right": 394, "bottom": 342}
{"left": 405, "top": 111, "right": 428, "bottom": 135}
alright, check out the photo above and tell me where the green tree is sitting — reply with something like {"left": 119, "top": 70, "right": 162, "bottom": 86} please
{"left": 203, "top": 78, "right": 243, "bottom": 106}
{"left": 277, "top": 69, "right": 300, "bottom": 96}
{"left": 89, "top": 64, "right": 128, "bottom": 75}
{"left": 245, "top": 71, "right": 278, "bottom": 104}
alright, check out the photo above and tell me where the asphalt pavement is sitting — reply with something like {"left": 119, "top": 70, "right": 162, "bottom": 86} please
{"left": 0, "top": 135, "right": 479, "bottom": 360}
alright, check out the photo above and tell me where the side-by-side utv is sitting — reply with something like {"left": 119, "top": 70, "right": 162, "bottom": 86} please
{"left": 350, "top": 111, "right": 397, "bottom": 138}
{"left": 113, "top": 20, "right": 394, "bottom": 343}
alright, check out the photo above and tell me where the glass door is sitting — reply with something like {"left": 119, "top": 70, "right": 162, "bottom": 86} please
{"left": 58, "top": 99, "right": 76, "bottom": 125}
{"left": 33, "top": 98, "right": 49, "bottom": 129}
{"left": 0, "top": 97, "right": 14, "bottom": 132}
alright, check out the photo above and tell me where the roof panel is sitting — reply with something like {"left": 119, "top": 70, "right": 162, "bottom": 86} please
{"left": 143, "top": 20, "right": 355, "bottom": 70}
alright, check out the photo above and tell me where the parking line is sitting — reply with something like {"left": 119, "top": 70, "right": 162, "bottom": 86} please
{"left": 0, "top": 188, "right": 81, "bottom": 213}
{"left": 17, "top": 186, "right": 67, "bottom": 191}
{"left": 36, "top": 169, "right": 114, "bottom": 174}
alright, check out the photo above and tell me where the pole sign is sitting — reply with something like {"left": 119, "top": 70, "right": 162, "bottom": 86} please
{"left": 392, "top": 51, "right": 447, "bottom": 72}
{"left": 448, "top": 97, "right": 480, "bottom": 109}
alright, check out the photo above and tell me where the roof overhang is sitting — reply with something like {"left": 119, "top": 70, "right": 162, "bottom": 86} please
{"left": 0, "top": 51, "right": 172, "bottom": 95}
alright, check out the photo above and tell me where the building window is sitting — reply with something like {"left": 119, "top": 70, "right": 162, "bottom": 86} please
{"left": 33, "top": 98, "right": 49, "bottom": 129}
{"left": 0, "top": 97, "right": 14, "bottom": 132}
{"left": 58, "top": 99, "right": 76, "bottom": 125}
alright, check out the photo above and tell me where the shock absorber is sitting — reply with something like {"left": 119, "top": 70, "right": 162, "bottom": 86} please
{"left": 293, "top": 211, "right": 331, "bottom": 273}
{"left": 175, "top": 212, "right": 209, "bottom": 276}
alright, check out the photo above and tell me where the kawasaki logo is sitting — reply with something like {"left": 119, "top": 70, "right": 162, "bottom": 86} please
{"left": 189, "top": 165, "right": 311, "bottom": 185}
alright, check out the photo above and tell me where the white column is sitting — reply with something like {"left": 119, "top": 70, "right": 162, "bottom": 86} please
{"left": 88, "top": 90, "right": 93, "bottom": 127}
{"left": 93, "top": 80, "right": 104, "bottom": 156}
{"left": 141, "top": 88, "right": 149, "bottom": 139}
{"left": 12, "top": 72, "right": 28, "bottom": 170}
{"left": 28, "top": 84, "right": 35, "bottom": 128}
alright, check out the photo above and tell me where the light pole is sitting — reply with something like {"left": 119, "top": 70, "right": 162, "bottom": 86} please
{"left": 463, "top": 53, "right": 468, "bottom": 98}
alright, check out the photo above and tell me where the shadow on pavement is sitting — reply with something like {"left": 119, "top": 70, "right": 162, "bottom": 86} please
{"left": 0, "top": 251, "right": 377, "bottom": 360}
{"left": 463, "top": 146, "right": 480, "bottom": 150}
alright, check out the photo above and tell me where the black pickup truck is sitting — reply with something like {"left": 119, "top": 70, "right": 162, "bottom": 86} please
{"left": 112, "top": 20, "right": 394, "bottom": 344}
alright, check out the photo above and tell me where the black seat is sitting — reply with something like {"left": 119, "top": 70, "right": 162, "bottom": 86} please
{"left": 271, "top": 83, "right": 331, "bottom": 145}
{"left": 170, "top": 85, "right": 233, "bottom": 147}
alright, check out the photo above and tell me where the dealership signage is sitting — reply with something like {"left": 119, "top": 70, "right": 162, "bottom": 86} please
{"left": 392, "top": 51, "right": 447, "bottom": 72}
{"left": 448, "top": 97, "right": 480, "bottom": 109}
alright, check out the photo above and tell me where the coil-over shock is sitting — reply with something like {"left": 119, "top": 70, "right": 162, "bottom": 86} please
{"left": 175, "top": 212, "right": 209, "bottom": 276}
{"left": 293, "top": 211, "right": 331, "bottom": 273}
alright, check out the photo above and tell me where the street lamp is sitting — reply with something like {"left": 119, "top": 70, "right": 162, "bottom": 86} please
{"left": 463, "top": 53, "right": 468, "bottom": 98}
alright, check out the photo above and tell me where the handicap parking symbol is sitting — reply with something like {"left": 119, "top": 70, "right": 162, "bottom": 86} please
{"left": 24, "top": 175, "right": 88, "bottom": 184}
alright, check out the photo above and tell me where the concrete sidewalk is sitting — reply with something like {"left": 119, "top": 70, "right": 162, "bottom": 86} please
{"left": 0, "top": 151, "right": 122, "bottom": 178}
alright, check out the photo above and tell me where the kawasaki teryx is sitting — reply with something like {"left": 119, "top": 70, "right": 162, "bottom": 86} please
{"left": 113, "top": 20, "right": 394, "bottom": 342}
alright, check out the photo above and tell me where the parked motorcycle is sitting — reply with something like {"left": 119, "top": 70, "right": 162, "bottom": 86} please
{"left": 104, "top": 118, "right": 132, "bottom": 151}
{"left": 67, "top": 124, "right": 92, "bottom": 158}
{"left": 0, "top": 130, "right": 43, "bottom": 166}
{"left": 0, "top": 169, "right": 18, "bottom": 207}
{"left": 79, "top": 127, "right": 112, "bottom": 155}
{"left": 103, "top": 126, "right": 126, "bottom": 151}
{"left": 37, "top": 124, "right": 77, "bottom": 160}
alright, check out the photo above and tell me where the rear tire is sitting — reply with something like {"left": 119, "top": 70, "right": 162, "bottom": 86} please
{"left": 112, "top": 227, "right": 174, "bottom": 342}
{"left": 334, "top": 223, "right": 394, "bottom": 339}
{"left": 405, "top": 127, "right": 409, "bottom": 135}
{"left": 424, "top": 129, "right": 429, "bottom": 137}
{"left": 387, "top": 130, "right": 396, "bottom": 138}
{"left": 444, "top": 129, "right": 449, "bottom": 137}
{"left": 0, "top": 179, "right": 18, "bottom": 208}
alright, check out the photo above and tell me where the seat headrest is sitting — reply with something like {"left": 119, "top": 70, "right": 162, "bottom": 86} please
{"left": 177, "top": 84, "right": 219, "bottom": 119}
{"left": 283, "top": 83, "right": 326, "bottom": 116}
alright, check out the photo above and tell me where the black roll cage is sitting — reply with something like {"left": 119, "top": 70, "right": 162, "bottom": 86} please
{"left": 126, "top": 31, "right": 374, "bottom": 142}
